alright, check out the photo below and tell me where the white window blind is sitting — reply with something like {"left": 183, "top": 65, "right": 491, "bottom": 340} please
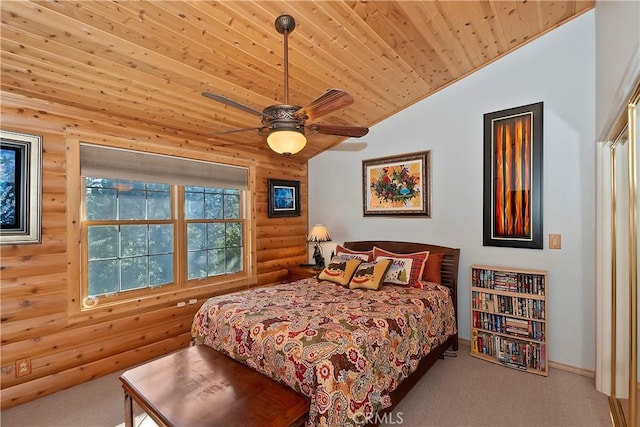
{"left": 80, "top": 144, "right": 248, "bottom": 190}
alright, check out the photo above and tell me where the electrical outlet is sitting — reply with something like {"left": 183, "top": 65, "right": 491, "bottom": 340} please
{"left": 16, "top": 357, "right": 31, "bottom": 377}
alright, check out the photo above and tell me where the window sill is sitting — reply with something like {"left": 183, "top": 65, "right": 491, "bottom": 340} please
{"left": 68, "top": 276, "right": 255, "bottom": 326}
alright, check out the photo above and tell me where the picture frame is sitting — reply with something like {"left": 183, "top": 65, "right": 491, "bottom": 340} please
{"left": 483, "top": 102, "right": 543, "bottom": 249}
{"left": 1, "top": 129, "right": 43, "bottom": 245}
{"left": 267, "top": 179, "right": 300, "bottom": 218}
{"left": 362, "top": 151, "right": 431, "bottom": 217}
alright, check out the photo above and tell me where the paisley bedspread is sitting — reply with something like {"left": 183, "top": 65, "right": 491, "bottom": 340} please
{"left": 191, "top": 278, "right": 456, "bottom": 426}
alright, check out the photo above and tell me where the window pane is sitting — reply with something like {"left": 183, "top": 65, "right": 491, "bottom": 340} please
{"left": 149, "top": 225, "right": 173, "bottom": 255}
{"left": 187, "top": 223, "right": 206, "bottom": 251}
{"left": 226, "top": 247, "right": 242, "bottom": 273}
{"left": 147, "top": 182, "right": 170, "bottom": 192}
{"left": 207, "top": 223, "right": 225, "bottom": 249}
{"left": 207, "top": 249, "right": 225, "bottom": 276}
{"left": 85, "top": 187, "right": 117, "bottom": 220}
{"left": 147, "top": 190, "right": 171, "bottom": 220}
{"left": 150, "top": 254, "right": 173, "bottom": 285}
{"left": 223, "top": 193, "right": 240, "bottom": 219}
{"left": 185, "top": 190, "right": 204, "bottom": 219}
{"left": 120, "top": 225, "right": 148, "bottom": 257}
{"left": 120, "top": 257, "right": 148, "bottom": 290}
{"left": 188, "top": 251, "right": 206, "bottom": 279}
{"left": 85, "top": 177, "right": 116, "bottom": 189}
{"left": 87, "top": 226, "right": 118, "bottom": 260}
{"left": 205, "top": 193, "right": 223, "bottom": 219}
{"left": 118, "top": 180, "right": 145, "bottom": 191}
{"left": 88, "top": 259, "right": 118, "bottom": 296}
{"left": 119, "top": 190, "right": 146, "bottom": 220}
{"left": 226, "top": 222, "right": 242, "bottom": 247}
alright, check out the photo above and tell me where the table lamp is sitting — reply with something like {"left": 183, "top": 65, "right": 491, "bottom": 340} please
{"left": 307, "top": 224, "right": 332, "bottom": 270}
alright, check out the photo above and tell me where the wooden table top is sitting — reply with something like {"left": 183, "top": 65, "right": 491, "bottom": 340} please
{"left": 120, "top": 345, "right": 309, "bottom": 427}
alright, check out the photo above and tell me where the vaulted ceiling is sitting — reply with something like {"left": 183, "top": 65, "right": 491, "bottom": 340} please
{"left": 1, "top": 1, "right": 593, "bottom": 160}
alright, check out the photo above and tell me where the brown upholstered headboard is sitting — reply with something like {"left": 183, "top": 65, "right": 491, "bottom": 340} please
{"left": 343, "top": 240, "right": 461, "bottom": 327}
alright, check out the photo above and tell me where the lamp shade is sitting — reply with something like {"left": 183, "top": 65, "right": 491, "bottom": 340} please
{"left": 267, "top": 129, "right": 307, "bottom": 155}
{"left": 307, "top": 224, "right": 332, "bottom": 242}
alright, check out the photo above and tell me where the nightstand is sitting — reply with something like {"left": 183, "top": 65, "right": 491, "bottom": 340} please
{"left": 288, "top": 265, "right": 321, "bottom": 281}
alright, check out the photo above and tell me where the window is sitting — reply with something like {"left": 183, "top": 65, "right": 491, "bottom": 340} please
{"left": 79, "top": 145, "right": 248, "bottom": 309}
{"left": 83, "top": 178, "right": 174, "bottom": 301}
{"left": 184, "top": 186, "right": 243, "bottom": 280}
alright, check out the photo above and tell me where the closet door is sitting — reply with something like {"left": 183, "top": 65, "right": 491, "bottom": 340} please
{"left": 596, "top": 88, "right": 638, "bottom": 427}
{"left": 628, "top": 96, "right": 638, "bottom": 427}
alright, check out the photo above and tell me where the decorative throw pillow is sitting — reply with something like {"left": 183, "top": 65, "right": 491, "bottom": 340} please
{"left": 318, "top": 256, "right": 362, "bottom": 286}
{"left": 373, "top": 247, "right": 429, "bottom": 287}
{"left": 335, "top": 244, "right": 373, "bottom": 261}
{"left": 422, "top": 252, "right": 444, "bottom": 284}
{"left": 349, "top": 259, "right": 392, "bottom": 290}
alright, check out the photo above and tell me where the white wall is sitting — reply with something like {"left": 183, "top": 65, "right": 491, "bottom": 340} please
{"left": 309, "top": 12, "right": 596, "bottom": 371}
{"left": 595, "top": 0, "right": 640, "bottom": 140}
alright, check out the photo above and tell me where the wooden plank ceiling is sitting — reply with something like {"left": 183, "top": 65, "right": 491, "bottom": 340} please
{"left": 1, "top": 1, "right": 593, "bottom": 160}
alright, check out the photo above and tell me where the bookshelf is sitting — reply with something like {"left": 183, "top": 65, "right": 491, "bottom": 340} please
{"left": 470, "top": 265, "right": 548, "bottom": 376}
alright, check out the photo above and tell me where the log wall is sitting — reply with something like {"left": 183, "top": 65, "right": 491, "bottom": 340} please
{"left": 0, "top": 92, "right": 309, "bottom": 408}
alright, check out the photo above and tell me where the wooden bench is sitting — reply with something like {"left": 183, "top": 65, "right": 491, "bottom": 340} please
{"left": 119, "top": 345, "right": 309, "bottom": 427}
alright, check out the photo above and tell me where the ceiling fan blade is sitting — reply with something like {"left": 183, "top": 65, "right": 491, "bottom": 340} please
{"left": 202, "top": 92, "right": 272, "bottom": 119}
{"left": 308, "top": 124, "right": 369, "bottom": 138}
{"left": 295, "top": 89, "right": 354, "bottom": 121}
{"left": 208, "top": 126, "right": 266, "bottom": 136}
{"left": 329, "top": 142, "right": 368, "bottom": 152}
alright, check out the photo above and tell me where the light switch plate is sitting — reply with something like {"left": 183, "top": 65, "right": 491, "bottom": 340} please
{"left": 549, "top": 234, "right": 561, "bottom": 249}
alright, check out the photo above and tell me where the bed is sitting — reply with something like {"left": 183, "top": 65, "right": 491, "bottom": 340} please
{"left": 191, "top": 241, "right": 460, "bottom": 426}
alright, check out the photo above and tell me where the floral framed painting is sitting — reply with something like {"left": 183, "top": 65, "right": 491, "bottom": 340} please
{"left": 267, "top": 178, "right": 300, "bottom": 218}
{"left": 483, "top": 102, "right": 543, "bottom": 249}
{"left": 0, "top": 129, "right": 43, "bottom": 245}
{"left": 362, "top": 151, "right": 431, "bottom": 217}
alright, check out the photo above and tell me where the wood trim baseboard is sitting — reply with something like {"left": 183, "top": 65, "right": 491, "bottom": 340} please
{"left": 457, "top": 338, "right": 597, "bottom": 378}
{"left": 548, "top": 360, "right": 595, "bottom": 378}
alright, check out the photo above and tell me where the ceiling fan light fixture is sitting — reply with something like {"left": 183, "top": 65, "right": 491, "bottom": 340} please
{"left": 267, "top": 129, "right": 307, "bottom": 156}
{"left": 202, "top": 14, "right": 368, "bottom": 151}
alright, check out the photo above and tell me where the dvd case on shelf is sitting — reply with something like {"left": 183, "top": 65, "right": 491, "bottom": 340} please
{"left": 470, "top": 265, "right": 548, "bottom": 376}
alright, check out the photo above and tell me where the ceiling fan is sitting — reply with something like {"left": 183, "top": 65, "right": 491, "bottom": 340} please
{"left": 329, "top": 142, "right": 368, "bottom": 152}
{"left": 202, "top": 14, "right": 369, "bottom": 156}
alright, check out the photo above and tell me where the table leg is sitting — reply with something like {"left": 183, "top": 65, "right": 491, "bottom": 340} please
{"left": 124, "top": 391, "right": 133, "bottom": 427}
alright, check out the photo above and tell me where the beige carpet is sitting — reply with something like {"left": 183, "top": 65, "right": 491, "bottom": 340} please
{"left": 380, "top": 346, "right": 611, "bottom": 427}
{"left": 1, "top": 344, "right": 611, "bottom": 427}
